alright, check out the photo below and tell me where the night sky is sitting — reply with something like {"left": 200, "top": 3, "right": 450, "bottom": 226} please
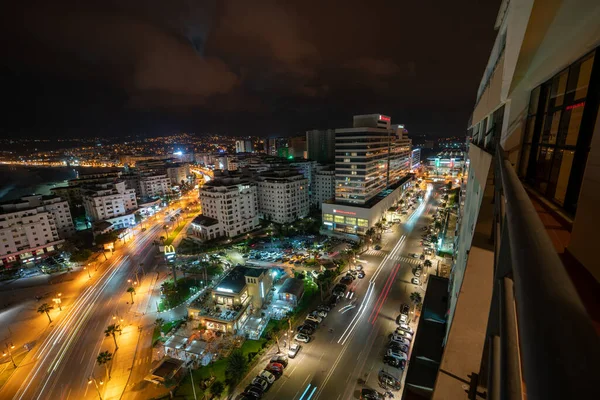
{"left": 1, "top": 0, "right": 500, "bottom": 139}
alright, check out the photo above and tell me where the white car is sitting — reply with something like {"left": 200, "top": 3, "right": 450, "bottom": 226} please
{"left": 288, "top": 343, "right": 301, "bottom": 358}
{"left": 393, "top": 329, "right": 413, "bottom": 340}
{"left": 252, "top": 376, "right": 269, "bottom": 391}
{"left": 312, "top": 310, "right": 327, "bottom": 318}
{"left": 398, "top": 314, "right": 408, "bottom": 324}
{"left": 306, "top": 315, "right": 322, "bottom": 324}
{"left": 294, "top": 333, "right": 311, "bottom": 343}
{"left": 355, "top": 264, "right": 363, "bottom": 271}
{"left": 260, "top": 370, "right": 276, "bottom": 384}
{"left": 398, "top": 323, "right": 414, "bottom": 334}
{"left": 390, "top": 336, "right": 411, "bottom": 346}
{"left": 411, "top": 277, "right": 421, "bottom": 285}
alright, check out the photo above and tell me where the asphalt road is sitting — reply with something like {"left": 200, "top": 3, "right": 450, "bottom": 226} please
{"left": 0, "top": 206, "right": 186, "bottom": 400}
{"left": 256, "top": 185, "right": 439, "bottom": 400}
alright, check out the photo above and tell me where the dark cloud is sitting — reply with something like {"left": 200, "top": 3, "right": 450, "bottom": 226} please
{"left": 0, "top": 0, "right": 500, "bottom": 137}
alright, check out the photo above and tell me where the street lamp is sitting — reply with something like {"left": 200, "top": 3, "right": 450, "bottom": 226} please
{"left": 84, "top": 266, "right": 91, "bottom": 278}
{"left": 53, "top": 293, "right": 62, "bottom": 311}
{"left": 3, "top": 342, "right": 16, "bottom": 367}
{"left": 88, "top": 376, "right": 104, "bottom": 400}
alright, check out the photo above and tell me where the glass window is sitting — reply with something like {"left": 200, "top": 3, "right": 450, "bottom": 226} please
{"left": 554, "top": 150, "right": 575, "bottom": 205}
{"left": 357, "top": 219, "right": 368, "bottom": 227}
{"left": 334, "top": 215, "right": 345, "bottom": 224}
{"left": 550, "top": 71, "right": 568, "bottom": 107}
{"left": 528, "top": 86, "right": 541, "bottom": 115}
{"left": 323, "top": 214, "right": 333, "bottom": 222}
{"left": 575, "top": 56, "right": 594, "bottom": 100}
{"left": 345, "top": 217, "right": 356, "bottom": 225}
{"left": 548, "top": 111, "right": 561, "bottom": 144}
{"left": 524, "top": 117, "right": 536, "bottom": 144}
{"left": 565, "top": 104, "right": 585, "bottom": 146}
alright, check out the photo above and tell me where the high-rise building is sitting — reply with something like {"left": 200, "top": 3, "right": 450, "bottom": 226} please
{"left": 416, "top": 2, "right": 600, "bottom": 399}
{"left": 410, "top": 148, "right": 421, "bottom": 169}
{"left": 313, "top": 166, "right": 336, "bottom": 208}
{"left": 257, "top": 170, "right": 309, "bottom": 224}
{"left": 335, "top": 114, "right": 411, "bottom": 205}
{"left": 235, "top": 140, "right": 253, "bottom": 153}
{"left": 198, "top": 177, "right": 260, "bottom": 237}
{"left": 306, "top": 129, "right": 336, "bottom": 164}
{"left": 289, "top": 136, "right": 307, "bottom": 159}
{"left": 139, "top": 175, "right": 171, "bottom": 198}
{"left": 0, "top": 195, "right": 75, "bottom": 265}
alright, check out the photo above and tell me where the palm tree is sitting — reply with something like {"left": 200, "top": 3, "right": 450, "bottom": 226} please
{"left": 127, "top": 286, "right": 136, "bottom": 304}
{"left": 159, "top": 236, "right": 166, "bottom": 245}
{"left": 105, "top": 324, "right": 122, "bottom": 350}
{"left": 154, "top": 318, "right": 165, "bottom": 329}
{"left": 210, "top": 381, "right": 225, "bottom": 398}
{"left": 424, "top": 259, "right": 433, "bottom": 273}
{"left": 225, "top": 349, "right": 248, "bottom": 388}
{"left": 162, "top": 225, "right": 169, "bottom": 239}
{"left": 37, "top": 303, "right": 54, "bottom": 323}
{"left": 410, "top": 291, "right": 423, "bottom": 315}
{"left": 96, "top": 350, "right": 113, "bottom": 380}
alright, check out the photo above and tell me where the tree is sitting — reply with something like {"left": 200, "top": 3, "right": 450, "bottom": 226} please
{"left": 154, "top": 318, "right": 165, "bottom": 329}
{"left": 37, "top": 303, "right": 54, "bottom": 323}
{"left": 96, "top": 350, "right": 113, "bottom": 380}
{"left": 105, "top": 324, "right": 122, "bottom": 350}
{"left": 210, "top": 381, "right": 225, "bottom": 398}
{"left": 127, "top": 286, "right": 136, "bottom": 304}
{"left": 225, "top": 349, "right": 248, "bottom": 388}
{"left": 70, "top": 249, "right": 93, "bottom": 264}
{"left": 410, "top": 292, "right": 423, "bottom": 314}
{"left": 134, "top": 212, "right": 144, "bottom": 229}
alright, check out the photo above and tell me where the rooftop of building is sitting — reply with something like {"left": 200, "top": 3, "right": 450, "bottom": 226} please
{"left": 191, "top": 214, "right": 219, "bottom": 227}
{"left": 213, "top": 266, "right": 265, "bottom": 294}
{"left": 326, "top": 174, "right": 414, "bottom": 210}
{"left": 278, "top": 278, "right": 305, "bottom": 298}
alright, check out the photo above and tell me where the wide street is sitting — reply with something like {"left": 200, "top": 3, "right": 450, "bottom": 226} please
{"left": 238, "top": 184, "right": 441, "bottom": 400}
{"left": 0, "top": 197, "right": 193, "bottom": 400}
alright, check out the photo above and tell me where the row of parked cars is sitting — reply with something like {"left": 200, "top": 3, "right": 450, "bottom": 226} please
{"left": 378, "top": 304, "right": 415, "bottom": 392}
{"left": 294, "top": 304, "right": 330, "bottom": 342}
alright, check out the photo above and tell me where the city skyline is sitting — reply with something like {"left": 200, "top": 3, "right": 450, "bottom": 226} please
{"left": 1, "top": 0, "right": 499, "bottom": 138}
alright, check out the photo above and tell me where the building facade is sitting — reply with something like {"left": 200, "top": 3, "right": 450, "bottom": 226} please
{"left": 166, "top": 164, "right": 191, "bottom": 186}
{"left": 0, "top": 195, "right": 74, "bottom": 265}
{"left": 313, "top": 166, "right": 336, "bottom": 208}
{"left": 235, "top": 140, "right": 253, "bottom": 153}
{"left": 411, "top": 148, "right": 422, "bottom": 170}
{"left": 306, "top": 129, "right": 336, "bottom": 164}
{"left": 139, "top": 174, "right": 170, "bottom": 198}
{"left": 257, "top": 170, "right": 309, "bottom": 223}
{"left": 199, "top": 177, "right": 260, "bottom": 237}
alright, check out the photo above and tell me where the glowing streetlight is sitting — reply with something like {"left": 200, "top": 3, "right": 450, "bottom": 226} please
{"left": 3, "top": 342, "right": 16, "bottom": 367}
{"left": 53, "top": 294, "right": 62, "bottom": 311}
{"left": 88, "top": 376, "right": 104, "bottom": 400}
{"left": 84, "top": 266, "right": 91, "bottom": 278}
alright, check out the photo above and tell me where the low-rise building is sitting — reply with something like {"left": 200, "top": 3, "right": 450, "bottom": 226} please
{"left": 277, "top": 278, "right": 305, "bottom": 307}
{"left": 0, "top": 195, "right": 74, "bottom": 266}
{"left": 187, "top": 266, "right": 273, "bottom": 334}
{"left": 166, "top": 163, "right": 191, "bottom": 186}
{"left": 139, "top": 174, "right": 171, "bottom": 198}
{"left": 190, "top": 215, "right": 221, "bottom": 241}
{"left": 257, "top": 170, "right": 309, "bottom": 223}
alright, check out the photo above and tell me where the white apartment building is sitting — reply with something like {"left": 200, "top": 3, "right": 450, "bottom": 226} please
{"left": 166, "top": 164, "right": 191, "bottom": 186}
{"left": 199, "top": 177, "right": 260, "bottom": 237}
{"left": 0, "top": 195, "right": 74, "bottom": 265}
{"left": 313, "top": 166, "right": 336, "bottom": 208}
{"left": 235, "top": 140, "right": 253, "bottom": 153}
{"left": 82, "top": 181, "right": 137, "bottom": 223}
{"left": 139, "top": 174, "right": 171, "bottom": 198}
{"left": 257, "top": 170, "right": 309, "bottom": 224}
{"left": 335, "top": 114, "right": 411, "bottom": 205}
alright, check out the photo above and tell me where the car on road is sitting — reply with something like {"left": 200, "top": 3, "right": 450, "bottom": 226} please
{"left": 397, "top": 323, "right": 414, "bottom": 334}
{"left": 333, "top": 284, "right": 347, "bottom": 297}
{"left": 388, "top": 343, "right": 409, "bottom": 354}
{"left": 340, "top": 276, "right": 353, "bottom": 285}
{"left": 384, "top": 355, "right": 407, "bottom": 369}
{"left": 390, "top": 336, "right": 411, "bottom": 347}
{"left": 269, "top": 355, "right": 288, "bottom": 367}
{"left": 358, "top": 271, "right": 365, "bottom": 279}
{"left": 410, "top": 253, "right": 419, "bottom": 258}
{"left": 244, "top": 385, "right": 263, "bottom": 398}
{"left": 411, "top": 277, "right": 421, "bottom": 285}
{"left": 306, "top": 314, "right": 322, "bottom": 324}
{"left": 396, "top": 313, "right": 408, "bottom": 324}
{"left": 252, "top": 377, "right": 269, "bottom": 391}
{"left": 394, "top": 329, "right": 413, "bottom": 340}
{"left": 400, "top": 303, "right": 410, "bottom": 315}
{"left": 311, "top": 309, "right": 328, "bottom": 318}
{"left": 413, "top": 270, "right": 421, "bottom": 277}
{"left": 387, "top": 348, "right": 408, "bottom": 360}
{"left": 345, "top": 272, "right": 357, "bottom": 279}
{"left": 303, "top": 319, "right": 318, "bottom": 329}
{"left": 297, "top": 324, "right": 315, "bottom": 335}
{"left": 317, "top": 305, "right": 331, "bottom": 312}
{"left": 355, "top": 264, "right": 364, "bottom": 271}
{"left": 360, "top": 388, "right": 384, "bottom": 400}
{"left": 374, "top": 245, "right": 382, "bottom": 250}
{"left": 288, "top": 343, "right": 301, "bottom": 358}
{"left": 260, "top": 370, "right": 276, "bottom": 384}
{"left": 266, "top": 362, "right": 284, "bottom": 374}
{"left": 378, "top": 370, "right": 402, "bottom": 391}
{"left": 294, "top": 333, "right": 311, "bottom": 343}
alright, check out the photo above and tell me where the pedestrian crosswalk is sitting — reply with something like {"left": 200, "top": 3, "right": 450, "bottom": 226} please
{"left": 361, "top": 250, "right": 422, "bottom": 265}
{"left": 396, "top": 256, "right": 422, "bottom": 265}
{"left": 362, "top": 249, "right": 385, "bottom": 256}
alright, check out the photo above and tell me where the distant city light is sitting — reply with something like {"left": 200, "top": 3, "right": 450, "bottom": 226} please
{"left": 173, "top": 151, "right": 183, "bottom": 156}
{"left": 216, "top": 287, "right": 233, "bottom": 293}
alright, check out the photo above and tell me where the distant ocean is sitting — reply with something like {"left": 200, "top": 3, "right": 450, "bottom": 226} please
{"left": 0, "top": 165, "right": 79, "bottom": 202}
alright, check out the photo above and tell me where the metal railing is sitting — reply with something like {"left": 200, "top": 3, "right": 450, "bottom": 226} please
{"left": 483, "top": 145, "right": 600, "bottom": 399}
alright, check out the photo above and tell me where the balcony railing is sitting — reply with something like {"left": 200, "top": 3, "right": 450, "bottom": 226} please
{"left": 482, "top": 145, "right": 600, "bottom": 399}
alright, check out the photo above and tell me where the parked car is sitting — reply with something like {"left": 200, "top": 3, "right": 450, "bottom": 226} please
{"left": 303, "top": 319, "right": 318, "bottom": 330}
{"left": 355, "top": 264, "right": 364, "bottom": 271}
{"left": 386, "top": 349, "right": 408, "bottom": 360}
{"left": 360, "top": 388, "right": 384, "bottom": 400}
{"left": 311, "top": 309, "right": 327, "bottom": 318}
{"left": 252, "top": 377, "right": 269, "bottom": 391}
{"left": 294, "top": 333, "right": 311, "bottom": 343}
{"left": 260, "top": 370, "right": 276, "bottom": 384}
{"left": 266, "top": 362, "right": 284, "bottom": 374}
{"left": 317, "top": 305, "right": 331, "bottom": 312}
{"left": 378, "top": 370, "right": 402, "bottom": 391}
{"left": 288, "top": 343, "right": 301, "bottom": 358}
{"left": 383, "top": 355, "right": 407, "bottom": 369}
{"left": 269, "top": 355, "right": 288, "bottom": 367}
{"left": 393, "top": 329, "right": 413, "bottom": 340}
{"left": 397, "top": 323, "right": 414, "bottom": 334}
{"left": 388, "top": 343, "right": 409, "bottom": 354}
{"left": 413, "top": 270, "right": 421, "bottom": 277}
{"left": 400, "top": 303, "right": 410, "bottom": 315}
{"left": 374, "top": 245, "right": 382, "bottom": 250}
{"left": 244, "top": 385, "right": 263, "bottom": 398}
{"left": 297, "top": 325, "right": 315, "bottom": 335}
{"left": 340, "top": 276, "right": 353, "bottom": 285}
{"left": 305, "top": 314, "right": 322, "bottom": 324}
{"left": 358, "top": 271, "right": 365, "bottom": 279}
{"left": 396, "top": 313, "right": 408, "bottom": 324}
{"left": 411, "top": 277, "right": 421, "bottom": 285}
